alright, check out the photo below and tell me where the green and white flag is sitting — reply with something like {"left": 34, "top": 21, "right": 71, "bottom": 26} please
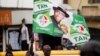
{"left": 33, "top": 0, "right": 90, "bottom": 45}
{"left": 33, "top": 0, "right": 62, "bottom": 35}
{"left": 69, "top": 14, "right": 90, "bottom": 45}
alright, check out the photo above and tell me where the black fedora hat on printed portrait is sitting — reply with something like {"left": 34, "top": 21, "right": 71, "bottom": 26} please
{"left": 53, "top": 7, "right": 69, "bottom": 17}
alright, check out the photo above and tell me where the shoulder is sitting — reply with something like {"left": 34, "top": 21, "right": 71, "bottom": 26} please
{"left": 24, "top": 25, "right": 28, "bottom": 30}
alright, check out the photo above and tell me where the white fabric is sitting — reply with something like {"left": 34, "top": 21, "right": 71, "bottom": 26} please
{"left": 62, "top": 34, "right": 75, "bottom": 46}
{"left": 9, "top": 31, "right": 20, "bottom": 50}
{"left": 62, "top": 33, "right": 70, "bottom": 39}
{"left": 60, "top": 17, "right": 73, "bottom": 26}
{"left": 62, "top": 17, "right": 72, "bottom": 24}
{"left": 21, "top": 25, "right": 29, "bottom": 44}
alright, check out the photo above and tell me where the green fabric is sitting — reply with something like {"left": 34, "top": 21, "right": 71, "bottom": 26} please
{"left": 69, "top": 14, "right": 90, "bottom": 45}
{"left": 33, "top": 0, "right": 62, "bottom": 36}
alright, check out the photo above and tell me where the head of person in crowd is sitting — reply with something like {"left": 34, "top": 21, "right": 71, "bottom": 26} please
{"left": 80, "top": 40, "right": 100, "bottom": 56}
{"left": 20, "top": 18, "right": 26, "bottom": 30}
{"left": 26, "top": 51, "right": 31, "bottom": 56}
{"left": 57, "top": 45, "right": 62, "bottom": 50}
{"left": 53, "top": 7, "right": 69, "bottom": 23}
{"left": 43, "top": 45, "right": 51, "bottom": 56}
{"left": 21, "top": 18, "right": 26, "bottom": 29}
{"left": 5, "top": 51, "right": 13, "bottom": 56}
{"left": 22, "top": 18, "right": 26, "bottom": 24}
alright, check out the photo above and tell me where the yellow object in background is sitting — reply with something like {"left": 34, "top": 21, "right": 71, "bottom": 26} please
{"left": 0, "top": 50, "right": 80, "bottom": 56}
